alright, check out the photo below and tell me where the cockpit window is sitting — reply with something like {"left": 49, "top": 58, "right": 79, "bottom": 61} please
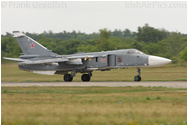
{"left": 127, "top": 49, "right": 144, "bottom": 54}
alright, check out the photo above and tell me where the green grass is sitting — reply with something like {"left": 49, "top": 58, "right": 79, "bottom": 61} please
{"left": 1, "top": 86, "right": 187, "bottom": 125}
{"left": 1, "top": 63, "right": 187, "bottom": 82}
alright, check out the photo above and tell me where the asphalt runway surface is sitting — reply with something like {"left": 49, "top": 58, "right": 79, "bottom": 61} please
{"left": 1, "top": 81, "right": 187, "bottom": 88}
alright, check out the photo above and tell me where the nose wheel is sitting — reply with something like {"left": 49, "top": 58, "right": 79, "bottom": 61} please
{"left": 134, "top": 75, "right": 141, "bottom": 81}
{"left": 134, "top": 68, "right": 141, "bottom": 81}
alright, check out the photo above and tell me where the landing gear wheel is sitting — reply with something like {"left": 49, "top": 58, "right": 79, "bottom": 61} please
{"left": 134, "top": 75, "right": 141, "bottom": 81}
{"left": 134, "top": 68, "right": 141, "bottom": 81}
{"left": 81, "top": 74, "right": 90, "bottom": 82}
{"left": 64, "top": 74, "right": 73, "bottom": 82}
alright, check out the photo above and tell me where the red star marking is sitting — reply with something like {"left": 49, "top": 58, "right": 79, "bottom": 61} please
{"left": 30, "top": 42, "right": 35, "bottom": 48}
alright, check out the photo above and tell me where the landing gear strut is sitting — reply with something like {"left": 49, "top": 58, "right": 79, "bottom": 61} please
{"left": 134, "top": 68, "right": 141, "bottom": 81}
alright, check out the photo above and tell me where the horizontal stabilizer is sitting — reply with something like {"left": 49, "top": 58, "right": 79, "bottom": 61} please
{"left": 3, "top": 57, "right": 27, "bottom": 62}
{"left": 4, "top": 57, "right": 69, "bottom": 64}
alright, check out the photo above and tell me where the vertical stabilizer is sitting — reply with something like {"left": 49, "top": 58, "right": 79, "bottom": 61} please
{"left": 13, "top": 31, "right": 56, "bottom": 56}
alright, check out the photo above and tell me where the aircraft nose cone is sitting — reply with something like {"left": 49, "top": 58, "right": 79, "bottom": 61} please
{"left": 148, "top": 56, "right": 171, "bottom": 67}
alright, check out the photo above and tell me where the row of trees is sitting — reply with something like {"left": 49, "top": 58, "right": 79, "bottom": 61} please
{"left": 1, "top": 24, "right": 187, "bottom": 63}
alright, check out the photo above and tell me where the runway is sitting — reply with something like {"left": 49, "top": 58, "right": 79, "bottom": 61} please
{"left": 1, "top": 81, "right": 187, "bottom": 88}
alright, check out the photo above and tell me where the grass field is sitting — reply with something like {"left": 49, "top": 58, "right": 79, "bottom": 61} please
{"left": 1, "top": 86, "right": 187, "bottom": 125}
{"left": 1, "top": 63, "right": 187, "bottom": 82}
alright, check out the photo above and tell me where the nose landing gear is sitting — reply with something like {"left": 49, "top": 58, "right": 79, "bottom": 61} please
{"left": 134, "top": 68, "right": 141, "bottom": 81}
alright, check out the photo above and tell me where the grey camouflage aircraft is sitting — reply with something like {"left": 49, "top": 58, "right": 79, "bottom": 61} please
{"left": 4, "top": 31, "right": 171, "bottom": 82}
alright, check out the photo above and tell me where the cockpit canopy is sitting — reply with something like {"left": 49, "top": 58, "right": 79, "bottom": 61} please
{"left": 127, "top": 49, "right": 144, "bottom": 54}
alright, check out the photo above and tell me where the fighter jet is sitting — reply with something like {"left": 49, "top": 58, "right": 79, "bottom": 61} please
{"left": 4, "top": 31, "right": 171, "bottom": 82}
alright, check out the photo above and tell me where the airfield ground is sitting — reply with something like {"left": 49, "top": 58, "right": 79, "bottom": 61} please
{"left": 1, "top": 81, "right": 187, "bottom": 88}
{"left": 1, "top": 86, "right": 187, "bottom": 125}
{"left": 1, "top": 63, "right": 187, "bottom": 124}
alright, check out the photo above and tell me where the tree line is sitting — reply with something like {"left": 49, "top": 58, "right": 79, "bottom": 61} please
{"left": 1, "top": 24, "right": 187, "bottom": 63}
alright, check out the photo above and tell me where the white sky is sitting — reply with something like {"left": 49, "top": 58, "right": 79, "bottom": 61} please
{"left": 1, "top": 1, "right": 187, "bottom": 34}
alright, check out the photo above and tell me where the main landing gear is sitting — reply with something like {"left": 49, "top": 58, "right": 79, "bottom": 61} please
{"left": 63, "top": 72, "right": 92, "bottom": 82}
{"left": 81, "top": 72, "right": 92, "bottom": 82}
{"left": 64, "top": 74, "right": 73, "bottom": 82}
{"left": 134, "top": 68, "right": 141, "bottom": 81}
{"left": 81, "top": 74, "right": 90, "bottom": 82}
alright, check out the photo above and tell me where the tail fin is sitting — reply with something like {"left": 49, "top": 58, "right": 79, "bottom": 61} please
{"left": 13, "top": 31, "right": 56, "bottom": 56}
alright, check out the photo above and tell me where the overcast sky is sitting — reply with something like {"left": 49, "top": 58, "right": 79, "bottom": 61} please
{"left": 1, "top": 1, "right": 187, "bottom": 34}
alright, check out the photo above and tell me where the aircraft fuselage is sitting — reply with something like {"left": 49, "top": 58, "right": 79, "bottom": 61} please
{"left": 18, "top": 49, "right": 170, "bottom": 74}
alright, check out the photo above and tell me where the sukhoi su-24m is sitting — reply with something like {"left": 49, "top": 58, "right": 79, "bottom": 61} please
{"left": 4, "top": 31, "right": 171, "bottom": 82}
